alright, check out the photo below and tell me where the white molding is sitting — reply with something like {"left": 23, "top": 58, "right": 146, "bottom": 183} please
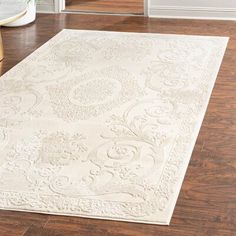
{"left": 54, "top": 0, "right": 65, "bottom": 13}
{"left": 36, "top": 1, "right": 236, "bottom": 20}
{"left": 149, "top": 6, "right": 236, "bottom": 20}
{"left": 144, "top": 0, "right": 149, "bottom": 16}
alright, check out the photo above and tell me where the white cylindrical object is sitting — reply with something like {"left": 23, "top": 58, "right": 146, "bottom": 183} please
{"left": 4, "top": 0, "right": 36, "bottom": 27}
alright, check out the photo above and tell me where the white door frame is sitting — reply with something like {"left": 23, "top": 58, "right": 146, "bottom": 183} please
{"left": 55, "top": 0, "right": 149, "bottom": 16}
{"left": 54, "top": 0, "right": 65, "bottom": 13}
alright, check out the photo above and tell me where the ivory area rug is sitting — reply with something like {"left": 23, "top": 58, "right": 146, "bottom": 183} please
{"left": 0, "top": 30, "right": 228, "bottom": 225}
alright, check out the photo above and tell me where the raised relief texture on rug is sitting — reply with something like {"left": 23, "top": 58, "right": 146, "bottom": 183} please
{"left": 0, "top": 30, "right": 228, "bottom": 225}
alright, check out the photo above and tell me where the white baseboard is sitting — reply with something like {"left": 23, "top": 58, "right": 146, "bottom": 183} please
{"left": 149, "top": 6, "right": 236, "bottom": 20}
{"left": 35, "top": 2, "right": 236, "bottom": 20}
{"left": 37, "top": 3, "right": 55, "bottom": 13}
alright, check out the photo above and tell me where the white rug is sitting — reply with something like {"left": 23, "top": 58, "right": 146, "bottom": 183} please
{"left": 0, "top": 30, "right": 228, "bottom": 225}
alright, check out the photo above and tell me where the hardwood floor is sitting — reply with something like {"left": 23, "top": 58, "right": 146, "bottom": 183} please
{"left": 65, "top": 0, "right": 144, "bottom": 14}
{"left": 0, "top": 13, "right": 236, "bottom": 236}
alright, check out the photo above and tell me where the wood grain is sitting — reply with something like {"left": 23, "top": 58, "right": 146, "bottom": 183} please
{"left": 0, "top": 30, "right": 3, "bottom": 61}
{"left": 65, "top": 0, "right": 144, "bottom": 14}
{"left": 0, "top": 14, "right": 236, "bottom": 236}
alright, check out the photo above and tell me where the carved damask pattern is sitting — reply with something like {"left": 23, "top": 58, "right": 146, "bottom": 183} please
{"left": 0, "top": 30, "right": 228, "bottom": 224}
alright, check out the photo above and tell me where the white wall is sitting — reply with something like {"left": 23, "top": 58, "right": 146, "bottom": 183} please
{"left": 37, "top": 0, "right": 55, "bottom": 12}
{"left": 149, "top": 0, "right": 236, "bottom": 19}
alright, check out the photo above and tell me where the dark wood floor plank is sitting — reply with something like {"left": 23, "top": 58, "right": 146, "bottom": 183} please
{"left": 0, "top": 222, "right": 28, "bottom": 236}
{"left": 65, "top": 0, "right": 144, "bottom": 14}
{"left": 0, "top": 13, "right": 236, "bottom": 236}
{"left": 0, "top": 210, "right": 49, "bottom": 236}
{"left": 23, "top": 226, "right": 83, "bottom": 236}
{"left": 0, "top": 210, "right": 49, "bottom": 226}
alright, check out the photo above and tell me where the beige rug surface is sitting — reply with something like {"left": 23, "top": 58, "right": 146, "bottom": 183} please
{"left": 0, "top": 30, "right": 228, "bottom": 225}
